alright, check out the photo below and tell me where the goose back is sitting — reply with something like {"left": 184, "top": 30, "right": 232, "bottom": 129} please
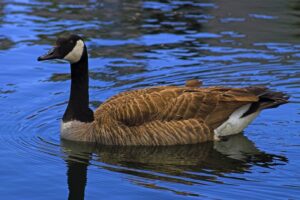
{"left": 92, "top": 86, "right": 288, "bottom": 145}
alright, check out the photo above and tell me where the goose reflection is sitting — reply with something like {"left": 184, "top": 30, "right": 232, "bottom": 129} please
{"left": 62, "top": 134, "right": 287, "bottom": 199}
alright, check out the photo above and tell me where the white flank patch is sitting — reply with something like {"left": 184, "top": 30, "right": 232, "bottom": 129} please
{"left": 214, "top": 104, "right": 260, "bottom": 137}
{"left": 64, "top": 40, "right": 84, "bottom": 64}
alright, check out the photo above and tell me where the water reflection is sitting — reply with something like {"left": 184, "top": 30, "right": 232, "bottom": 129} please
{"left": 1, "top": 0, "right": 299, "bottom": 50}
{"left": 66, "top": 157, "right": 89, "bottom": 200}
{"left": 291, "top": 0, "right": 300, "bottom": 38}
{"left": 28, "top": 0, "right": 206, "bottom": 39}
{"left": 0, "top": 1, "right": 13, "bottom": 51}
{"left": 0, "top": 37, "right": 13, "bottom": 51}
{"left": 62, "top": 134, "right": 287, "bottom": 198}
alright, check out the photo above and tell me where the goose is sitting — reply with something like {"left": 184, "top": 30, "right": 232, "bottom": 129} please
{"left": 37, "top": 34, "right": 289, "bottom": 145}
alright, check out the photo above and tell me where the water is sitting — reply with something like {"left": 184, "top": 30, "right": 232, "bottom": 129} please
{"left": 0, "top": 0, "right": 299, "bottom": 199}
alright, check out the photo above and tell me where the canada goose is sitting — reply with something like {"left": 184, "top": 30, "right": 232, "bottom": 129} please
{"left": 37, "top": 34, "right": 289, "bottom": 145}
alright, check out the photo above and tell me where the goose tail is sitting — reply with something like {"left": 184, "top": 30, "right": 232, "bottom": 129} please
{"left": 258, "top": 90, "right": 289, "bottom": 110}
{"left": 242, "top": 87, "right": 289, "bottom": 117}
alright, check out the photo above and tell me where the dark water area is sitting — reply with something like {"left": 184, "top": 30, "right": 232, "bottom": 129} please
{"left": 0, "top": 0, "right": 299, "bottom": 199}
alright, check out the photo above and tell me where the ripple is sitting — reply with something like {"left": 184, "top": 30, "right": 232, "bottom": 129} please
{"left": 249, "top": 14, "right": 279, "bottom": 20}
{"left": 220, "top": 17, "right": 245, "bottom": 23}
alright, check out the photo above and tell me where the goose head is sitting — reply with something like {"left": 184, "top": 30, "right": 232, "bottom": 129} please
{"left": 37, "top": 34, "right": 86, "bottom": 64}
{"left": 37, "top": 34, "right": 93, "bottom": 126}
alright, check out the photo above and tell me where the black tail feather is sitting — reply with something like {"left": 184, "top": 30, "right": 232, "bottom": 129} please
{"left": 242, "top": 87, "right": 289, "bottom": 118}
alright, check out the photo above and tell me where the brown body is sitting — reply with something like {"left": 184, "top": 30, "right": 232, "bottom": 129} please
{"left": 77, "top": 85, "right": 289, "bottom": 145}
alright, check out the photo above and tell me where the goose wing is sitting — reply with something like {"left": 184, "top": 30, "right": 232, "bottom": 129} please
{"left": 95, "top": 86, "right": 264, "bottom": 128}
{"left": 92, "top": 86, "right": 287, "bottom": 145}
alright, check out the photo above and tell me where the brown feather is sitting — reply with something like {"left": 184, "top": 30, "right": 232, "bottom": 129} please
{"left": 185, "top": 79, "right": 202, "bottom": 87}
{"left": 90, "top": 85, "right": 288, "bottom": 145}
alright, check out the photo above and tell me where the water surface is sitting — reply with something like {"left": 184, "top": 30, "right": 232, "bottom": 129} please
{"left": 0, "top": 0, "right": 299, "bottom": 199}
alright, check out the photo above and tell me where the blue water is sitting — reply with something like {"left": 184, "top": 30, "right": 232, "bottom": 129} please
{"left": 0, "top": 0, "right": 299, "bottom": 199}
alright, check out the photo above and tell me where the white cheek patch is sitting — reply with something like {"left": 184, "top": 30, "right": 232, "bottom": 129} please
{"left": 64, "top": 40, "right": 84, "bottom": 64}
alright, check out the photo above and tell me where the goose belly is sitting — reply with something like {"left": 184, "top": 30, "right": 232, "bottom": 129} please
{"left": 214, "top": 104, "right": 260, "bottom": 137}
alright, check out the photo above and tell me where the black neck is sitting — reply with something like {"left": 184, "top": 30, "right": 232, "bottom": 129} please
{"left": 63, "top": 47, "right": 94, "bottom": 123}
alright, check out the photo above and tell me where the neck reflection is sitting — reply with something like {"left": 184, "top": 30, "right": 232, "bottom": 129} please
{"left": 65, "top": 151, "right": 90, "bottom": 200}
